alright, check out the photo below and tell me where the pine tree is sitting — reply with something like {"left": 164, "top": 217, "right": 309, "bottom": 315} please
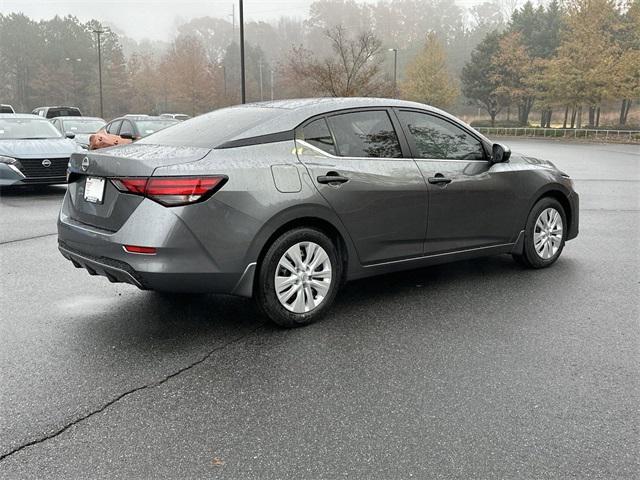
{"left": 401, "top": 33, "right": 459, "bottom": 109}
{"left": 461, "top": 31, "right": 507, "bottom": 126}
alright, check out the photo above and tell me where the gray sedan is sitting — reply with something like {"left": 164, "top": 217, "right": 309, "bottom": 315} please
{"left": 57, "top": 98, "right": 579, "bottom": 327}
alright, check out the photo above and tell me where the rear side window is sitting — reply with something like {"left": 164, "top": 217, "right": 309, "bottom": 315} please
{"left": 398, "top": 110, "right": 485, "bottom": 160}
{"left": 301, "top": 118, "right": 336, "bottom": 155}
{"left": 326, "top": 110, "right": 402, "bottom": 158}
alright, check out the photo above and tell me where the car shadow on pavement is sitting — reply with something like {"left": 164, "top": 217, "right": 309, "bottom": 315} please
{"left": 73, "top": 290, "right": 264, "bottom": 356}
{"left": 72, "top": 253, "right": 578, "bottom": 353}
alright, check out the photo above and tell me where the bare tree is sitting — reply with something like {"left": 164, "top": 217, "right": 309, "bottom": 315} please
{"left": 283, "top": 25, "right": 390, "bottom": 97}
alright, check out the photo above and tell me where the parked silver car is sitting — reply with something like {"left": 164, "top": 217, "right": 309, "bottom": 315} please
{"left": 58, "top": 98, "right": 579, "bottom": 327}
{"left": 1, "top": 114, "right": 83, "bottom": 186}
{"left": 50, "top": 116, "right": 106, "bottom": 149}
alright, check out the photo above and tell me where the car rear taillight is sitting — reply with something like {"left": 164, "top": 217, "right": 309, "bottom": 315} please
{"left": 111, "top": 176, "right": 227, "bottom": 206}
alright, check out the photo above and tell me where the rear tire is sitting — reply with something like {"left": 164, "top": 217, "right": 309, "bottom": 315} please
{"left": 513, "top": 197, "right": 567, "bottom": 269}
{"left": 255, "top": 227, "right": 341, "bottom": 328}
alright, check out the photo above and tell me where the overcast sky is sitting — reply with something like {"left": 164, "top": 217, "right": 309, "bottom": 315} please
{"left": 0, "top": 0, "right": 484, "bottom": 41}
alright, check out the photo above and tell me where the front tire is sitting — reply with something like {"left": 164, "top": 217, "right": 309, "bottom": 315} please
{"left": 255, "top": 228, "right": 341, "bottom": 328}
{"left": 513, "top": 197, "right": 567, "bottom": 268}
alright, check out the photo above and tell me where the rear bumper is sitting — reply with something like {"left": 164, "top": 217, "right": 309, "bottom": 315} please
{"left": 57, "top": 195, "right": 255, "bottom": 296}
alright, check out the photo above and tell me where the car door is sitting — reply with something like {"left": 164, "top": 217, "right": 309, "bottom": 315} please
{"left": 396, "top": 109, "right": 519, "bottom": 255}
{"left": 295, "top": 109, "right": 428, "bottom": 265}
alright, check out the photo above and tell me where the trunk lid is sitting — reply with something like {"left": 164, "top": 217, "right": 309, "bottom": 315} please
{"left": 66, "top": 143, "right": 211, "bottom": 231}
{"left": 68, "top": 143, "right": 211, "bottom": 177}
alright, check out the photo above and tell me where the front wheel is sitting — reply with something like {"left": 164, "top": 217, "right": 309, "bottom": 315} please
{"left": 513, "top": 197, "right": 567, "bottom": 268}
{"left": 255, "top": 228, "right": 341, "bottom": 328}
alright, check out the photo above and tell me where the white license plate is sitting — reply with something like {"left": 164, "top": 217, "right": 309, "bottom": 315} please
{"left": 84, "top": 177, "right": 105, "bottom": 203}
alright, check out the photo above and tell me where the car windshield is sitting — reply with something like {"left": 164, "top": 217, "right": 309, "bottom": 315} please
{"left": 138, "top": 107, "right": 283, "bottom": 147}
{"left": 0, "top": 118, "right": 63, "bottom": 140}
{"left": 135, "top": 120, "right": 179, "bottom": 137}
{"left": 62, "top": 119, "right": 105, "bottom": 134}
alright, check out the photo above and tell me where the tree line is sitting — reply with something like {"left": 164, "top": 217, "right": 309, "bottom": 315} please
{"left": 0, "top": 0, "right": 638, "bottom": 128}
{"left": 462, "top": 0, "right": 640, "bottom": 127}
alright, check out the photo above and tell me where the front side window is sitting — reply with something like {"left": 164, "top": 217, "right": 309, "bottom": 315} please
{"left": 326, "top": 110, "right": 402, "bottom": 158}
{"left": 301, "top": 118, "right": 336, "bottom": 155}
{"left": 398, "top": 111, "right": 485, "bottom": 160}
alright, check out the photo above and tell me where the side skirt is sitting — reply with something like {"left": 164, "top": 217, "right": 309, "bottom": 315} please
{"left": 347, "top": 240, "right": 520, "bottom": 281}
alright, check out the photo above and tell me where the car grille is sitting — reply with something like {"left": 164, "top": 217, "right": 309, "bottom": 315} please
{"left": 16, "top": 157, "right": 68, "bottom": 180}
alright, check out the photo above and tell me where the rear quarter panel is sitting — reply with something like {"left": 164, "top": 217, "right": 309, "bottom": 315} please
{"left": 151, "top": 141, "right": 359, "bottom": 276}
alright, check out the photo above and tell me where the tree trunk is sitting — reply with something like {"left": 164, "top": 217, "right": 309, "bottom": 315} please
{"left": 540, "top": 110, "right": 545, "bottom": 127}
{"left": 546, "top": 109, "right": 553, "bottom": 128}
{"left": 576, "top": 105, "right": 582, "bottom": 129}
{"left": 563, "top": 106, "right": 569, "bottom": 128}
{"left": 595, "top": 106, "right": 600, "bottom": 128}
{"left": 521, "top": 98, "right": 533, "bottom": 125}
{"left": 490, "top": 111, "right": 496, "bottom": 127}
{"left": 588, "top": 106, "right": 596, "bottom": 127}
{"left": 570, "top": 106, "right": 576, "bottom": 128}
{"left": 507, "top": 105, "right": 510, "bottom": 121}
{"left": 620, "top": 99, "right": 632, "bottom": 125}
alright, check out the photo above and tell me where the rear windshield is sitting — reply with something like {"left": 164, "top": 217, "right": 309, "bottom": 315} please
{"left": 47, "top": 108, "right": 81, "bottom": 118}
{"left": 0, "top": 118, "right": 63, "bottom": 140}
{"left": 61, "top": 119, "right": 105, "bottom": 134}
{"left": 135, "top": 120, "right": 179, "bottom": 137}
{"left": 137, "top": 107, "right": 283, "bottom": 148}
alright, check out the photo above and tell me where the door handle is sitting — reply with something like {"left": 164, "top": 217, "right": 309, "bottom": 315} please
{"left": 428, "top": 174, "right": 452, "bottom": 185}
{"left": 317, "top": 172, "right": 349, "bottom": 185}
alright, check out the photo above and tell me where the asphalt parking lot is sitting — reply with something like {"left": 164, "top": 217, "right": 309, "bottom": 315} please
{"left": 1, "top": 139, "right": 638, "bottom": 479}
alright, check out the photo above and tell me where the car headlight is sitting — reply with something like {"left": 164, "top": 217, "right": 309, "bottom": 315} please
{"left": 0, "top": 155, "right": 17, "bottom": 164}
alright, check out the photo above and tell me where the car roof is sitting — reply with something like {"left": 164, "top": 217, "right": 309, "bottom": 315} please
{"left": 114, "top": 115, "right": 176, "bottom": 121}
{"left": 222, "top": 97, "right": 455, "bottom": 141}
{"left": 0, "top": 113, "right": 47, "bottom": 120}
{"left": 34, "top": 106, "right": 81, "bottom": 110}
{"left": 56, "top": 116, "right": 105, "bottom": 122}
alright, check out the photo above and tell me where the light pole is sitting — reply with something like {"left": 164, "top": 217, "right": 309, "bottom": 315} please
{"left": 92, "top": 29, "right": 104, "bottom": 118}
{"left": 239, "top": 0, "right": 246, "bottom": 104}
{"left": 388, "top": 48, "right": 398, "bottom": 95}
{"left": 259, "top": 60, "right": 264, "bottom": 101}
{"left": 270, "top": 68, "right": 274, "bottom": 101}
{"left": 219, "top": 64, "right": 227, "bottom": 97}
{"left": 65, "top": 57, "right": 82, "bottom": 104}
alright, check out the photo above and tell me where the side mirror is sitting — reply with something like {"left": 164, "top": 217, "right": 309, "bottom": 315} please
{"left": 492, "top": 143, "right": 511, "bottom": 163}
{"left": 65, "top": 132, "right": 76, "bottom": 139}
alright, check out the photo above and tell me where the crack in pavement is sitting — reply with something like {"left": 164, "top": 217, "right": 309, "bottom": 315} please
{"left": 0, "top": 324, "right": 265, "bottom": 463}
{"left": 0, "top": 232, "right": 57, "bottom": 246}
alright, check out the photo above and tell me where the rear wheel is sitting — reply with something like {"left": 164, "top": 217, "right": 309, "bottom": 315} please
{"left": 255, "top": 228, "right": 341, "bottom": 328}
{"left": 513, "top": 197, "right": 567, "bottom": 268}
